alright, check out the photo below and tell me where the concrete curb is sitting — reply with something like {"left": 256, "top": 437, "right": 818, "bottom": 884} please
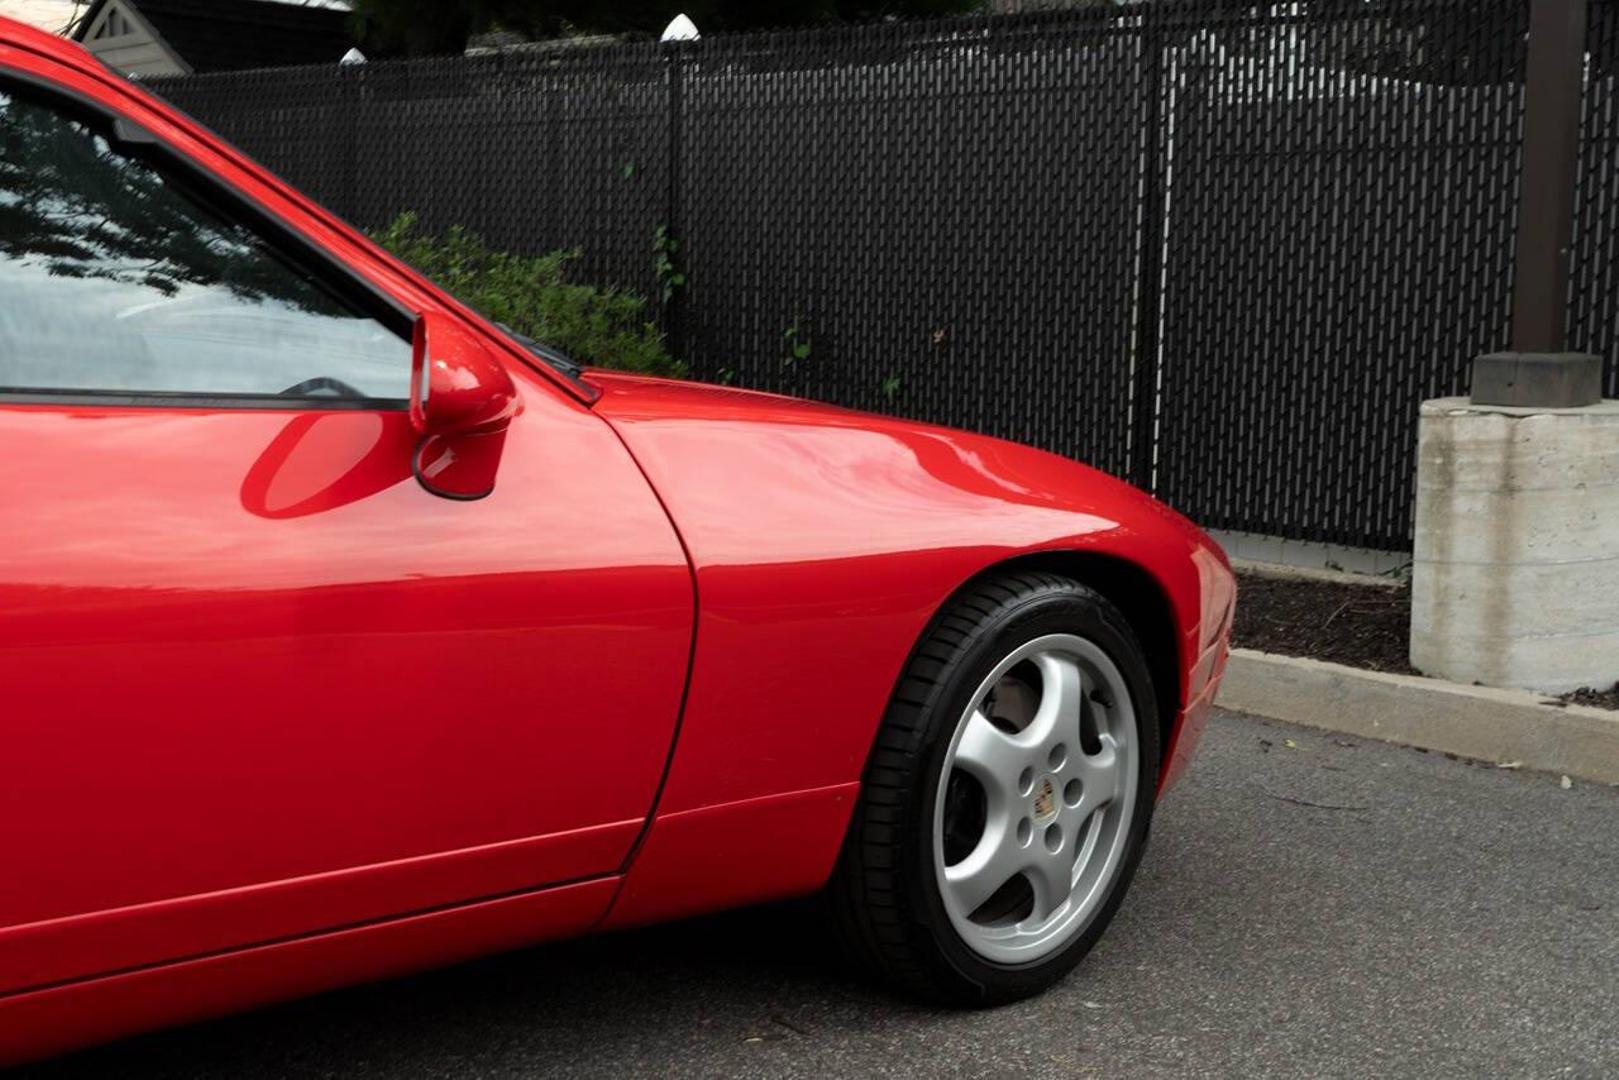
{"left": 1229, "top": 557, "right": 1406, "bottom": 589}
{"left": 1216, "top": 649, "right": 1619, "bottom": 785}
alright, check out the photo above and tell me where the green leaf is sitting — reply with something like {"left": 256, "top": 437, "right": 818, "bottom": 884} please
{"left": 371, "top": 211, "right": 680, "bottom": 379}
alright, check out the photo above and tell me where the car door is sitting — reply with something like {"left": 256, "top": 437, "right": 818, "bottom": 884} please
{"left": 0, "top": 66, "right": 694, "bottom": 995}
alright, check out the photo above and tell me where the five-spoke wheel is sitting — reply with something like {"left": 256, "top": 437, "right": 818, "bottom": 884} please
{"left": 934, "top": 634, "right": 1136, "bottom": 964}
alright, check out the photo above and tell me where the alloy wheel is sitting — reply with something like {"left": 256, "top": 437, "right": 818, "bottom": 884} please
{"left": 931, "top": 633, "right": 1138, "bottom": 964}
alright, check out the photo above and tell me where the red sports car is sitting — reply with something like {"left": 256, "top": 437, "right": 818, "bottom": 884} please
{"left": 0, "top": 17, "right": 1233, "bottom": 1064}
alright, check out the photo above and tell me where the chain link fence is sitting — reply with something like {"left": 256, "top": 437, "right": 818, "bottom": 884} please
{"left": 153, "top": 0, "right": 1613, "bottom": 552}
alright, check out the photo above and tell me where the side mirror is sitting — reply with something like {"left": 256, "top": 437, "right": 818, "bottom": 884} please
{"left": 410, "top": 311, "right": 518, "bottom": 500}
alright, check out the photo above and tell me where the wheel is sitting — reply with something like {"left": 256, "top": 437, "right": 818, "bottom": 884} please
{"left": 831, "top": 571, "right": 1160, "bottom": 1005}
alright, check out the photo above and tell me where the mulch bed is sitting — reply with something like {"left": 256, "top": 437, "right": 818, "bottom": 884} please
{"left": 1232, "top": 573, "right": 1416, "bottom": 674}
{"left": 1230, "top": 571, "right": 1619, "bottom": 710}
{"left": 1562, "top": 684, "right": 1619, "bottom": 710}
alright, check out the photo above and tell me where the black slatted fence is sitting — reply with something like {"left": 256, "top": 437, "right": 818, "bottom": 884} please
{"left": 1572, "top": 0, "right": 1619, "bottom": 398}
{"left": 152, "top": 0, "right": 1617, "bottom": 551}
{"left": 1148, "top": 2, "right": 1528, "bottom": 549}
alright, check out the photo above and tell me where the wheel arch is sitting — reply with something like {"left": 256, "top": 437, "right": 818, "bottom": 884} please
{"left": 943, "top": 550, "right": 1183, "bottom": 773}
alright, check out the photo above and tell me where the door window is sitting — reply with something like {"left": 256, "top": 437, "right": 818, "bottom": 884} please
{"left": 0, "top": 84, "right": 409, "bottom": 403}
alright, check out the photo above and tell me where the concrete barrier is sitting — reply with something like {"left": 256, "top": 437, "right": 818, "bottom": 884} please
{"left": 1411, "top": 396, "right": 1619, "bottom": 693}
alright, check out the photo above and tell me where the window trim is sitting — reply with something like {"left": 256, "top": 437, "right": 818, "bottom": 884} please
{"left": 0, "top": 388, "right": 406, "bottom": 410}
{"left": 0, "top": 67, "right": 415, "bottom": 411}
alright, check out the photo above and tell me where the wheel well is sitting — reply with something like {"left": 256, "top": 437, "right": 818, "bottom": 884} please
{"left": 971, "top": 552, "right": 1182, "bottom": 759}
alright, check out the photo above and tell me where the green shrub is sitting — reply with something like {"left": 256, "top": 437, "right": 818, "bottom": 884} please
{"left": 371, "top": 211, "right": 683, "bottom": 378}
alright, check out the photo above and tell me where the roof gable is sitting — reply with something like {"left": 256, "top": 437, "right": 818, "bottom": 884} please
{"left": 75, "top": 0, "right": 355, "bottom": 73}
{"left": 77, "top": 0, "right": 189, "bottom": 75}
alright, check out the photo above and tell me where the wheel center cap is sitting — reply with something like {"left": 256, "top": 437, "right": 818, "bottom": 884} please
{"left": 1031, "top": 774, "right": 1059, "bottom": 824}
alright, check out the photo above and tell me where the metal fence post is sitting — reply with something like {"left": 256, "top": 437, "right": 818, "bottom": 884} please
{"left": 1513, "top": 0, "right": 1588, "bottom": 351}
{"left": 663, "top": 40, "right": 687, "bottom": 363}
{"left": 1130, "top": 10, "right": 1165, "bottom": 491}
{"left": 1475, "top": 0, "right": 1602, "bottom": 406}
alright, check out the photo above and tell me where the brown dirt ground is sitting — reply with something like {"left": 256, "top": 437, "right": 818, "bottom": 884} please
{"left": 1231, "top": 572, "right": 1415, "bottom": 674}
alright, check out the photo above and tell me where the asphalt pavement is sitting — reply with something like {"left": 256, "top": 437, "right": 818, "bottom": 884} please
{"left": 19, "top": 709, "right": 1619, "bottom": 1079}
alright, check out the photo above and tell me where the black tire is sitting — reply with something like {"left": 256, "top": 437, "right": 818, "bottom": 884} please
{"left": 830, "top": 571, "right": 1160, "bottom": 1005}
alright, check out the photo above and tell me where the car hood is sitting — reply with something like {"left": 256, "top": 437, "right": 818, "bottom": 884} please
{"left": 583, "top": 369, "right": 864, "bottom": 425}
{"left": 582, "top": 369, "right": 1210, "bottom": 551}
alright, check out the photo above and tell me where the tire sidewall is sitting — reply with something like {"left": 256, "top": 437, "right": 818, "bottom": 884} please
{"left": 906, "top": 585, "right": 1161, "bottom": 1001}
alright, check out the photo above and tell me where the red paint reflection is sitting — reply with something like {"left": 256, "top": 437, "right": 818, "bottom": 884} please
{"left": 240, "top": 412, "right": 414, "bottom": 519}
